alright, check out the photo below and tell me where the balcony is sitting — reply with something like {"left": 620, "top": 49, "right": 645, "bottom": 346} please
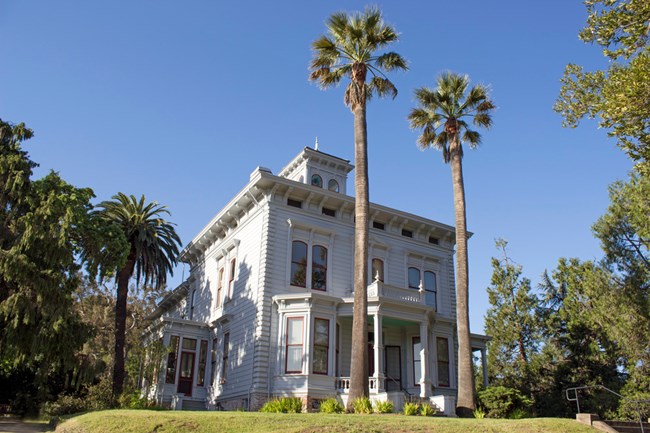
{"left": 366, "top": 281, "right": 435, "bottom": 309}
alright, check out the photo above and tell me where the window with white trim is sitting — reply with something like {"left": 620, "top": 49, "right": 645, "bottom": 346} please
{"left": 372, "top": 258, "right": 384, "bottom": 282}
{"left": 313, "top": 318, "right": 329, "bottom": 374}
{"left": 290, "top": 240, "right": 328, "bottom": 291}
{"left": 285, "top": 317, "right": 304, "bottom": 373}
{"left": 437, "top": 337, "right": 450, "bottom": 387}
{"left": 407, "top": 265, "right": 437, "bottom": 309}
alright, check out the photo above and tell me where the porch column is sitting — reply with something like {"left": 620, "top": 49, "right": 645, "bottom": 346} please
{"left": 419, "top": 321, "right": 430, "bottom": 398}
{"left": 481, "top": 348, "right": 488, "bottom": 388}
{"left": 373, "top": 313, "right": 384, "bottom": 392}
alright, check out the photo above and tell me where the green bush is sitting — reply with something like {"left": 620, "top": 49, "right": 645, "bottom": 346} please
{"left": 478, "top": 386, "right": 532, "bottom": 419}
{"left": 374, "top": 400, "right": 394, "bottom": 414}
{"left": 420, "top": 403, "right": 437, "bottom": 417}
{"left": 260, "top": 397, "right": 302, "bottom": 413}
{"left": 118, "top": 389, "right": 152, "bottom": 409}
{"left": 352, "top": 397, "right": 373, "bottom": 414}
{"left": 508, "top": 408, "right": 529, "bottom": 419}
{"left": 402, "top": 402, "right": 420, "bottom": 416}
{"left": 473, "top": 407, "right": 486, "bottom": 419}
{"left": 85, "top": 376, "right": 116, "bottom": 411}
{"left": 42, "top": 395, "right": 88, "bottom": 417}
{"left": 319, "top": 398, "right": 344, "bottom": 414}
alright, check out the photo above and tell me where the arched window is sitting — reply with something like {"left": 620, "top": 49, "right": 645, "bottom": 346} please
{"left": 290, "top": 241, "right": 308, "bottom": 287}
{"left": 311, "top": 174, "right": 323, "bottom": 188}
{"left": 424, "top": 271, "right": 437, "bottom": 309}
{"left": 372, "top": 258, "right": 384, "bottom": 282}
{"left": 408, "top": 267, "right": 420, "bottom": 290}
{"left": 312, "top": 245, "right": 328, "bottom": 290}
{"left": 216, "top": 267, "right": 224, "bottom": 307}
{"left": 328, "top": 179, "right": 339, "bottom": 192}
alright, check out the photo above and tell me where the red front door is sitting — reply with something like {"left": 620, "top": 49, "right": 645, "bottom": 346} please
{"left": 177, "top": 351, "right": 195, "bottom": 396}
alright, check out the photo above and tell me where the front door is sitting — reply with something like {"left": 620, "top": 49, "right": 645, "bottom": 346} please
{"left": 177, "top": 351, "right": 195, "bottom": 396}
{"left": 384, "top": 345, "right": 401, "bottom": 391}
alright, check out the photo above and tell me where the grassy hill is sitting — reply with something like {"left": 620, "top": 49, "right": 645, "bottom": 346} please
{"left": 54, "top": 410, "right": 594, "bottom": 433}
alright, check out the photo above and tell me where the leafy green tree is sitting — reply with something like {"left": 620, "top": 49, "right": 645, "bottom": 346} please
{"left": 535, "top": 259, "right": 623, "bottom": 417}
{"left": 591, "top": 174, "right": 649, "bottom": 414}
{"left": 0, "top": 119, "right": 124, "bottom": 413}
{"left": 555, "top": 0, "right": 650, "bottom": 175}
{"left": 484, "top": 240, "right": 539, "bottom": 393}
{"left": 309, "top": 7, "right": 407, "bottom": 405}
{"left": 408, "top": 72, "right": 495, "bottom": 416}
{"left": 95, "top": 193, "right": 181, "bottom": 398}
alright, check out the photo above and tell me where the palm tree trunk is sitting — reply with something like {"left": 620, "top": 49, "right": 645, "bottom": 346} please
{"left": 348, "top": 101, "right": 370, "bottom": 409}
{"left": 113, "top": 252, "right": 135, "bottom": 399}
{"left": 450, "top": 147, "right": 476, "bottom": 416}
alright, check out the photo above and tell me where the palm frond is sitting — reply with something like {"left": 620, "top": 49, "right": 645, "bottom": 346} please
{"left": 375, "top": 52, "right": 408, "bottom": 72}
{"left": 369, "top": 76, "right": 397, "bottom": 99}
{"left": 473, "top": 113, "right": 493, "bottom": 128}
{"left": 463, "top": 129, "right": 482, "bottom": 148}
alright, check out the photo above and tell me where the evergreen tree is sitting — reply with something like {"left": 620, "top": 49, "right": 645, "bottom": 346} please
{"left": 484, "top": 240, "right": 539, "bottom": 394}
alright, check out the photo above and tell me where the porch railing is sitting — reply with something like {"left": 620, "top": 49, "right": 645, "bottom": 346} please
{"left": 367, "top": 281, "right": 423, "bottom": 304}
{"left": 336, "top": 376, "right": 385, "bottom": 394}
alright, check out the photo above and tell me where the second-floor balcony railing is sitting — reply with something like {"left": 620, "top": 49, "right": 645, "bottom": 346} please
{"left": 367, "top": 280, "right": 435, "bottom": 309}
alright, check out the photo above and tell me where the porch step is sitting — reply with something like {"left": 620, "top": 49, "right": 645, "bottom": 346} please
{"left": 604, "top": 421, "right": 650, "bottom": 433}
{"left": 181, "top": 398, "right": 207, "bottom": 411}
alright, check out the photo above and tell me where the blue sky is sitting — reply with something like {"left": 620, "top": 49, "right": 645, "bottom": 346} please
{"left": 1, "top": 1, "right": 631, "bottom": 334}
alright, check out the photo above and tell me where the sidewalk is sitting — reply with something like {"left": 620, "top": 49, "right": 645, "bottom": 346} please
{"left": 0, "top": 417, "right": 50, "bottom": 433}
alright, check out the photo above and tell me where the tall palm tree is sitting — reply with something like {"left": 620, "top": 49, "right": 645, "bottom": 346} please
{"left": 408, "top": 72, "right": 494, "bottom": 416}
{"left": 96, "top": 193, "right": 182, "bottom": 398}
{"left": 309, "top": 8, "right": 407, "bottom": 406}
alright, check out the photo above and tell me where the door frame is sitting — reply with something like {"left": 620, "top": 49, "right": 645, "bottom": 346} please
{"left": 384, "top": 345, "right": 402, "bottom": 391}
{"left": 177, "top": 350, "right": 195, "bottom": 396}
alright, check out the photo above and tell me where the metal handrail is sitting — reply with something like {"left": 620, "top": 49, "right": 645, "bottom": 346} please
{"left": 565, "top": 385, "right": 649, "bottom": 433}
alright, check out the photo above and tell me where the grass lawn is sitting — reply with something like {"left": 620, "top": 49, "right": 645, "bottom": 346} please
{"left": 54, "top": 410, "right": 595, "bottom": 433}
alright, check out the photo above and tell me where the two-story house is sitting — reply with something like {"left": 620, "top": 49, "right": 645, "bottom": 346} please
{"left": 141, "top": 146, "right": 488, "bottom": 415}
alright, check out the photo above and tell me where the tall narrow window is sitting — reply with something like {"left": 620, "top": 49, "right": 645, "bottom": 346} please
{"left": 437, "top": 337, "right": 450, "bottom": 387}
{"left": 313, "top": 318, "right": 329, "bottom": 374}
{"left": 290, "top": 241, "right": 308, "bottom": 287}
{"left": 189, "top": 290, "right": 196, "bottom": 320}
{"left": 228, "top": 259, "right": 236, "bottom": 297}
{"left": 328, "top": 179, "right": 339, "bottom": 192}
{"left": 311, "top": 174, "right": 323, "bottom": 188}
{"left": 216, "top": 267, "right": 224, "bottom": 307}
{"left": 285, "top": 317, "right": 304, "bottom": 373}
{"left": 424, "top": 271, "right": 437, "bottom": 309}
{"left": 408, "top": 267, "right": 420, "bottom": 290}
{"left": 413, "top": 337, "right": 422, "bottom": 386}
{"left": 210, "top": 338, "right": 218, "bottom": 386}
{"left": 371, "top": 258, "right": 384, "bottom": 282}
{"left": 221, "top": 333, "right": 230, "bottom": 383}
{"left": 197, "top": 340, "right": 208, "bottom": 386}
{"left": 165, "top": 335, "right": 180, "bottom": 384}
{"left": 312, "top": 245, "right": 328, "bottom": 291}
{"left": 335, "top": 323, "right": 340, "bottom": 376}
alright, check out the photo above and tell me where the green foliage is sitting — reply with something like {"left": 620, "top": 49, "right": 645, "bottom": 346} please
{"left": 402, "top": 402, "right": 420, "bottom": 416}
{"left": 309, "top": 7, "right": 407, "bottom": 110}
{"left": 485, "top": 240, "right": 539, "bottom": 394}
{"left": 420, "top": 403, "right": 437, "bottom": 417}
{"left": 473, "top": 408, "right": 485, "bottom": 419}
{"left": 319, "top": 398, "right": 344, "bottom": 414}
{"left": 508, "top": 408, "right": 529, "bottom": 419}
{"left": 352, "top": 397, "right": 372, "bottom": 414}
{"left": 118, "top": 389, "right": 153, "bottom": 410}
{"left": 373, "top": 400, "right": 394, "bottom": 414}
{"left": 555, "top": 1, "right": 650, "bottom": 175}
{"left": 259, "top": 397, "right": 302, "bottom": 413}
{"left": 42, "top": 395, "right": 88, "bottom": 417}
{"left": 478, "top": 386, "right": 532, "bottom": 419}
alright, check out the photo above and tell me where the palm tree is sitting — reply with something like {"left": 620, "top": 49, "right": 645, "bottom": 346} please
{"left": 408, "top": 72, "right": 494, "bottom": 416}
{"left": 96, "top": 193, "right": 182, "bottom": 398}
{"left": 309, "top": 8, "right": 407, "bottom": 406}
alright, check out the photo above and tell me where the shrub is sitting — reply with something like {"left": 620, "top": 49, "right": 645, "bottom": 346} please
{"left": 402, "top": 402, "right": 420, "bottom": 416}
{"left": 320, "top": 398, "right": 344, "bottom": 414}
{"left": 374, "top": 400, "right": 394, "bottom": 414}
{"left": 508, "top": 408, "right": 529, "bottom": 419}
{"left": 478, "top": 386, "right": 532, "bottom": 419}
{"left": 118, "top": 389, "right": 152, "bottom": 409}
{"left": 85, "top": 376, "right": 116, "bottom": 411}
{"left": 352, "top": 397, "right": 372, "bottom": 414}
{"left": 473, "top": 407, "right": 486, "bottom": 419}
{"left": 42, "top": 395, "right": 88, "bottom": 417}
{"left": 420, "top": 403, "right": 437, "bottom": 417}
{"left": 260, "top": 397, "right": 302, "bottom": 413}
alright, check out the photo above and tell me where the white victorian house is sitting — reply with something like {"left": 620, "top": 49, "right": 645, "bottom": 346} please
{"left": 141, "top": 146, "right": 488, "bottom": 415}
